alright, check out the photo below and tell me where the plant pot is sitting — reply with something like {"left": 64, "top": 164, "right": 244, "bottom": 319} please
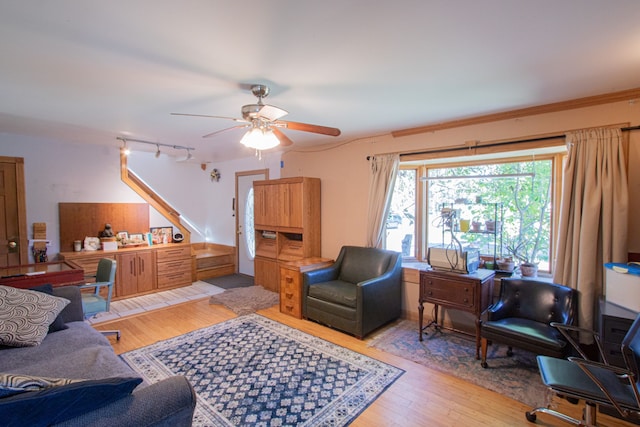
{"left": 520, "top": 263, "right": 538, "bottom": 277}
{"left": 496, "top": 260, "right": 515, "bottom": 272}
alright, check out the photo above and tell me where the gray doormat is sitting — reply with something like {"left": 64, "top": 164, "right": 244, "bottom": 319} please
{"left": 203, "top": 274, "right": 254, "bottom": 289}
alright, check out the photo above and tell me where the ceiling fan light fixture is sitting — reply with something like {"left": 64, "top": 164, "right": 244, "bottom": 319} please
{"left": 240, "top": 127, "right": 280, "bottom": 150}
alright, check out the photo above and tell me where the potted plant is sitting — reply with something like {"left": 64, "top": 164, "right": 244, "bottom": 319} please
{"left": 506, "top": 241, "right": 539, "bottom": 277}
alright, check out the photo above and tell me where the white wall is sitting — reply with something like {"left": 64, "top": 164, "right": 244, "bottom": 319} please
{"left": 0, "top": 134, "right": 281, "bottom": 261}
{"left": 127, "top": 150, "right": 281, "bottom": 246}
{"left": 281, "top": 100, "right": 640, "bottom": 260}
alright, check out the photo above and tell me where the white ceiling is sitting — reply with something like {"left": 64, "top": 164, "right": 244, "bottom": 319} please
{"left": 1, "top": 1, "right": 640, "bottom": 162}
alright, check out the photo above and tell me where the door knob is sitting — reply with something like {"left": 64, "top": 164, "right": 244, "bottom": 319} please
{"left": 8, "top": 241, "right": 17, "bottom": 249}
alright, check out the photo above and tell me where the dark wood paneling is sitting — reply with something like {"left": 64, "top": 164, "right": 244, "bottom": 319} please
{"left": 59, "top": 203, "right": 149, "bottom": 252}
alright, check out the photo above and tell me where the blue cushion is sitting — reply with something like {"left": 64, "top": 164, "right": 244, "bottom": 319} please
{"left": 0, "top": 376, "right": 142, "bottom": 427}
{"left": 29, "top": 284, "right": 67, "bottom": 333}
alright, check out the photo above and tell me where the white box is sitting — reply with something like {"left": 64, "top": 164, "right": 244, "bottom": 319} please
{"left": 605, "top": 266, "right": 640, "bottom": 312}
{"left": 102, "top": 241, "right": 118, "bottom": 251}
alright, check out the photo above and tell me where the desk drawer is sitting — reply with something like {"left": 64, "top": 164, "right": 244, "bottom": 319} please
{"left": 601, "top": 316, "right": 633, "bottom": 344}
{"left": 156, "top": 246, "right": 191, "bottom": 262}
{"left": 157, "top": 258, "right": 191, "bottom": 275}
{"left": 157, "top": 270, "right": 192, "bottom": 288}
{"left": 279, "top": 267, "right": 302, "bottom": 318}
{"left": 421, "top": 277, "right": 476, "bottom": 309}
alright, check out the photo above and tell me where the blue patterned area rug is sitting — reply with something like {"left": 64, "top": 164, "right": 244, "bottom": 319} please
{"left": 368, "top": 319, "right": 548, "bottom": 408}
{"left": 121, "top": 314, "right": 404, "bottom": 426}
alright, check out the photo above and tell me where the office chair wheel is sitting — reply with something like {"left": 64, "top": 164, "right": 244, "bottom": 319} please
{"left": 525, "top": 411, "right": 536, "bottom": 422}
{"left": 507, "top": 348, "right": 514, "bottom": 357}
{"left": 481, "top": 361, "right": 488, "bottom": 368}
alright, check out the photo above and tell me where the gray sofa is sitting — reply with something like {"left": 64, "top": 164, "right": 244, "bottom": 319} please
{"left": 0, "top": 286, "right": 196, "bottom": 426}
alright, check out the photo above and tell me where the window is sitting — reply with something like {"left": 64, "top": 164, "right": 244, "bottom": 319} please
{"left": 385, "top": 148, "right": 565, "bottom": 275}
{"left": 386, "top": 169, "right": 416, "bottom": 257}
{"left": 244, "top": 187, "right": 256, "bottom": 259}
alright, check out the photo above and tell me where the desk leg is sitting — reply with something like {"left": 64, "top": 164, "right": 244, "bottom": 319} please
{"left": 418, "top": 301, "right": 424, "bottom": 341}
{"left": 475, "top": 317, "right": 481, "bottom": 360}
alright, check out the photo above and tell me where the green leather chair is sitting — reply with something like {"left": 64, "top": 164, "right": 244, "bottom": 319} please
{"left": 302, "top": 246, "right": 402, "bottom": 339}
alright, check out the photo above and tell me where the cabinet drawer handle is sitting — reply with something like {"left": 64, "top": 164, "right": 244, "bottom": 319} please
{"left": 463, "top": 298, "right": 468, "bottom": 303}
{"left": 285, "top": 277, "right": 293, "bottom": 283}
{"left": 428, "top": 291, "right": 433, "bottom": 296}
{"left": 285, "top": 292, "right": 294, "bottom": 299}
{"left": 465, "top": 287, "right": 469, "bottom": 292}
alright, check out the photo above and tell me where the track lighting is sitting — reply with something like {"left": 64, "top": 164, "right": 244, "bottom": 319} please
{"left": 121, "top": 140, "right": 131, "bottom": 156}
{"left": 116, "top": 137, "right": 195, "bottom": 158}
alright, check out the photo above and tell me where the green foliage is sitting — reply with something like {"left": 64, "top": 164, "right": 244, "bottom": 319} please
{"left": 427, "top": 160, "right": 552, "bottom": 266}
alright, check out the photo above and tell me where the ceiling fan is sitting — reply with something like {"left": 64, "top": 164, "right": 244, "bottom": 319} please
{"left": 171, "top": 84, "right": 341, "bottom": 149}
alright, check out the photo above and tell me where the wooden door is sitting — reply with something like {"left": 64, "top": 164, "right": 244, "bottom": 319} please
{"left": 254, "top": 183, "right": 280, "bottom": 228}
{"left": 283, "top": 182, "right": 304, "bottom": 228}
{"left": 136, "top": 250, "right": 156, "bottom": 293}
{"left": 116, "top": 252, "right": 139, "bottom": 296}
{"left": 0, "top": 157, "right": 27, "bottom": 267}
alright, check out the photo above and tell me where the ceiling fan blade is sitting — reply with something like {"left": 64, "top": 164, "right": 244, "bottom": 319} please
{"left": 203, "top": 124, "right": 250, "bottom": 138}
{"left": 257, "top": 105, "right": 288, "bottom": 121}
{"left": 275, "top": 120, "right": 341, "bottom": 137}
{"left": 272, "top": 128, "right": 294, "bottom": 147}
{"left": 171, "top": 113, "right": 247, "bottom": 123}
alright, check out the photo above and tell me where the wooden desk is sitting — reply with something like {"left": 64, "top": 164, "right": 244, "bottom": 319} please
{"left": 0, "top": 261, "right": 85, "bottom": 289}
{"left": 419, "top": 268, "right": 495, "bottom": 359}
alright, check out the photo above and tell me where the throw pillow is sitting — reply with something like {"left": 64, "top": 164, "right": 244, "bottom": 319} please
{"left": 0, "top": 373, "right": 83, "bottom": 398}
{"left": 0, "top": 285, "right": 70, "bottom": 347}
{"left": 28, "top": 284, "right": 68, "bottom": 333}
{"left": 0, "top": 376, "right": 142, "bottom": 427}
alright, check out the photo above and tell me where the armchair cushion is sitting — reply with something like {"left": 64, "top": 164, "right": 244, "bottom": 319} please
{"left": 483, "top": 318, "right": 568, "bottom": 353}
{"left": 307, "top": 280, "right": 357, "bottom": 308}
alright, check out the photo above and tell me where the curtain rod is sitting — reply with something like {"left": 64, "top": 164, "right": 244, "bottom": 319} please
{"left": 366, "top": 125, "right": 640, "bottom": 160}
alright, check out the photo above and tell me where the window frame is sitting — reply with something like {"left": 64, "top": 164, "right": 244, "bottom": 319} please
{"left": 392, "top": 147, "right": 566, "bottom": 275}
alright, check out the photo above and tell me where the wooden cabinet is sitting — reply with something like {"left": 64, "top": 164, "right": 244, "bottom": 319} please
{"left": 419, "top": 269, "right": 494, "bottom": 359}
{"left": 117, "top": 250, "right": 156, "bottom": 296}
{"left": 279, "top": 258, "right": 333, "bottom": 318}
{"left": 253, "top": 177, "right": 321, "bottom": 292}
{"left": 156, "top": 245, "right": 192, "bottom": 289}
{"left": 60, "top": 244, "right": 194, "bottom": 299}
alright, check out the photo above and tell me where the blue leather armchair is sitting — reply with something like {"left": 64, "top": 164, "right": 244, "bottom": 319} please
{"left": 302, "top": 246, "right": 403, "bottom": 339}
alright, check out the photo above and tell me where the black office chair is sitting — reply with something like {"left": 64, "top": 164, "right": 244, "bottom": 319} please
{"left": 526, "top": 313, "right": 640, "bottom": 425}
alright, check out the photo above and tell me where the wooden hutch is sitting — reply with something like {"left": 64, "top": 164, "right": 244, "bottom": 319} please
{"left": 253, "top": 177, "right": 322, "bottom": 292}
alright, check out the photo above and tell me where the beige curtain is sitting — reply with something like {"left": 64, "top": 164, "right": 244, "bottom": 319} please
{"left": 366, "top": 154, "right": 400, "bottom": 248}
{"left": 553, "top": 127, "right": 628, "bottom": 334}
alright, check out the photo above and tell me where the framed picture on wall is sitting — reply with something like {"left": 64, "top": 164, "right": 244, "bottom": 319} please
{"left": 150, "top": 226, "right": 173, "bottom": 244}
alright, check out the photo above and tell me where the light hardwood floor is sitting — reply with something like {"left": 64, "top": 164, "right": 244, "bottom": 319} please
{"left": 95, "top": 298, "right": 634, "bottom": 427}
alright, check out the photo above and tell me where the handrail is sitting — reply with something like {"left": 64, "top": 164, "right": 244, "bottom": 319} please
{"left": 119, "top": 149, "right": 191, "bottom": 243}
